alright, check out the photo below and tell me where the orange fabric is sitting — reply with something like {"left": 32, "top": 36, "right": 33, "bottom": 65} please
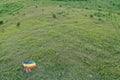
{"left": 24, "top": 65, "right": 36, "bottom": 69}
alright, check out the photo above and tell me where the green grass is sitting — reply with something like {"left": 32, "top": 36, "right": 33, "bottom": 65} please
{"left": 0, "top": 0, "right": 120, "bottom": 80}
{"left": 0, "top": 2, "right": 23, "bottom": 16}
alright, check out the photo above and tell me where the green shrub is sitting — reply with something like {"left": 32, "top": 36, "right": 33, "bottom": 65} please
{"left": 35, "top": 5, "right": 38, "bottom": 8}
{"left": 90, "top": 14, "right": 93, "bottom": 18}
{"left": 117, "top": 12, "right": 120, "bottom": 15}
{"left": 16, "top": 22, "right": 20, "bottom": 27}
{"left": 118, "top": 25, "right": 120, "bottom": 28}
{"left": 52, "top": 13, "right": 57, "bottom": 18}
{"left": 0, "top": 21, "right": 3, "bottom": 25}
{"left": 98, "top": 18, "right": 103, "bottom": 21}
{"left": 84, "top": 7, "right": 89, "bottom": 9}
{"left": 59, "top": 5, "right": 62, "bottom": 7}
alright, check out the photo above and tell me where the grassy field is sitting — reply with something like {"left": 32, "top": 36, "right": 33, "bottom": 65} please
{"left": 0, "top": 0, "right": 120, "bottom": 80}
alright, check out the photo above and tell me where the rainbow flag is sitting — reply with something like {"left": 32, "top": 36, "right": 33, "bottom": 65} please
{"left": 22, "top": 61, "right": 36, "bottom": 69}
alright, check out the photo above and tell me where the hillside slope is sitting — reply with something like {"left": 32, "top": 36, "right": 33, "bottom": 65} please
{"left": 0, "top": 0, "right": 120, "bottom": 80}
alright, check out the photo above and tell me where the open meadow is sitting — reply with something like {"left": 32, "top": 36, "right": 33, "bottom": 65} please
{"left": 0, "top": 0, "right": 120, "bottom": 80}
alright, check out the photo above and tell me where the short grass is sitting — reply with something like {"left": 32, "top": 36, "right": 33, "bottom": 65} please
{"left": 0, "top": 0, "right": 120, "bottom": 80}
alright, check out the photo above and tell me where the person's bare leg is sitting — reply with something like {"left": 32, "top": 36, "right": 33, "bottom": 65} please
{"left": 25, "top": 69, "right": 29, "bottom": 73}
{"left": 28, "top": 68, "right": 31, "bottom": 72}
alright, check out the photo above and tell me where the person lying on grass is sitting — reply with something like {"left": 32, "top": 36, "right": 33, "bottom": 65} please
{"left": 22, "top": 61, "right": 36, "bottom": 73}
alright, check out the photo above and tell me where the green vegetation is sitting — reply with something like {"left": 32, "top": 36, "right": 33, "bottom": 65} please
{"left": 0, "top": 0, "right": 120, "bottom": 80}
{"left": 0, "top": 2, "right": 23, "bottom": 16}
{"left": 53, "top": 0, "right": 88, "bottom": 1}
{"left": 0, "top": 21, "right": 3, "bottom": 25}
{"left": 52, "top": 13, "right": 57, "bottom": 18}
{"left": 16, "top": 22, "right": 20, "bottom": 27}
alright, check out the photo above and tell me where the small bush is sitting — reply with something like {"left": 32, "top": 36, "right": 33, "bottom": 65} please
{"left": 118, "top": 25, "right": 120, "bottom": 28}
{"left": 52, "top": 13, "right": 57, "bottom": 18}
{"left": 0, "top": 21, "right": 3, "bottom": 25}
{"left": 90, "top": 14, "right": 93, "bottom": 18}
{"left": 35, "top": 5, "right": 38, "bottom": 8}
{"left": 59, "top": 5, "right": 62, "bottom": 7}
{"left": 98, "top": 18, "right": 103, "bottom": 21}
{"left": 85, "top": 7, "right": 89, "bottom": 10}
{"left": 117, "top": 12, "right": 120, "bottom": 15}
{"left": 16, "top": 22, "right": 20, "bottom": 27}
